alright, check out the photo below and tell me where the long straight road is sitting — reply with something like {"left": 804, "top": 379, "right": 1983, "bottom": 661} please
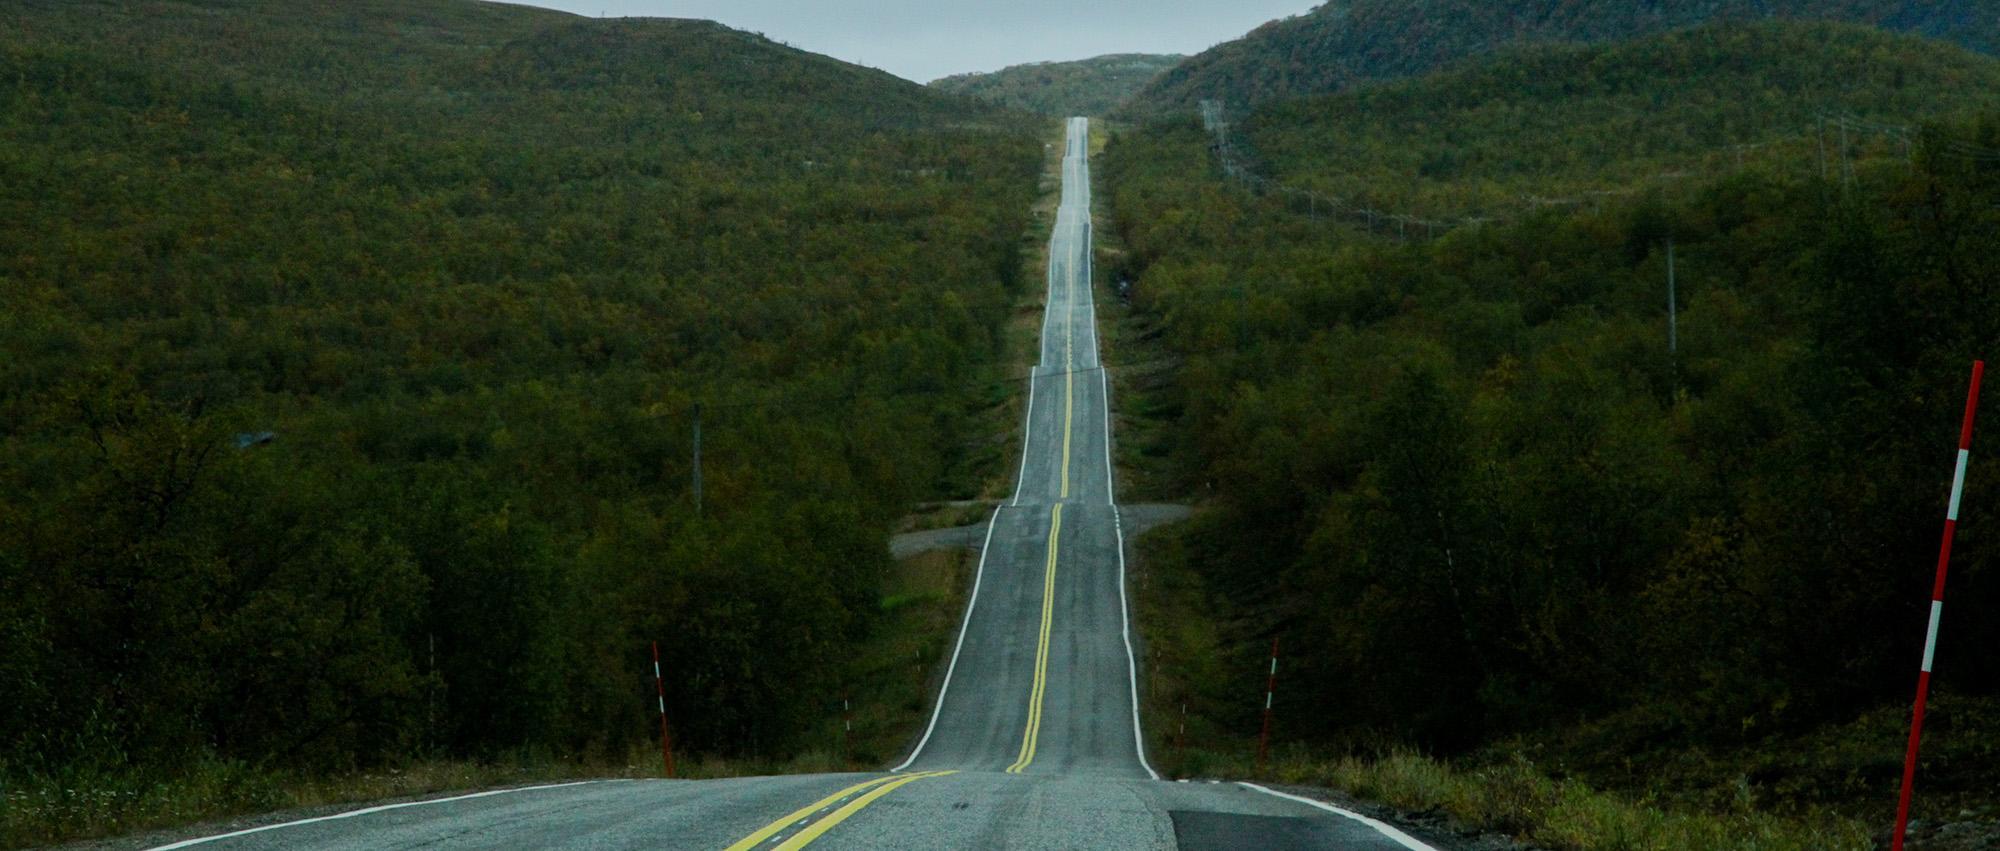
{"left": 892, "top": 116, "right": 1146, "bottom": 780}
{"left": 144, "top": 119, "right": 1435, "bottom": 851}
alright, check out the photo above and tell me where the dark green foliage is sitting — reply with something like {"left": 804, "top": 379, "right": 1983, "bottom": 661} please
{"left": 930, "top": 54, "right": 1183, "bottom": 117}
{"left": 1102, "top": 28, "right": 2000, "bottom": 778}
{"left": 0, "top": 0, "right": 1039, "bottom": 790}
{"left": 1246, "top": 23, "right": 2000, "bottom": 217}
{"left": 1125, "top": 0, "right": 2000, "bottom": 115}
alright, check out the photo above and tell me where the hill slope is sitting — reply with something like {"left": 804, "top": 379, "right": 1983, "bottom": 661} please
{"left": 1099, "top": 12, "right": 2000, "bottom": 843}
{"left": 1245, "top": 21, "right": 2000, "bottom": 216}
{"left": 1127, "top": 0, "right": 2000, "bottom": 114}
{"left": 0, "top": 0, "right": 1039, "bottom": 841}
{"left": 931, "top": 53, "right": 1182, "bottom": 116}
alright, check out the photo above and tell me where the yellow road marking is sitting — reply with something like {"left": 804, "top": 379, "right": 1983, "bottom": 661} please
{"left": 1060, "top": 367, "right": 1073, "bottom": 499}
{"left": 1007, "top": 503, "right": 1062, "bottom": 773}
{"left": 766, "top": 771, "right": 957, "bottom": 850}
{"left": 1010, "top": 144, "right": 1085, "bottom": 774}
{"left": 723, "top": 773, "right": 949, "bottom": 851}
{"left": 1059, "top": 237, "right": 1075, "bottom": 499}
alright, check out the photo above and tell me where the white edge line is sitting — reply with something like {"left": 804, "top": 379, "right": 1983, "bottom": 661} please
{"left": 144, "top": 780, "right": 623, "bottom": 850}
{"left": 1010, "top": 369, "right": 1038, "bottom": 507}
{"left": 892, "top": 505, "right": 1002, "bottom": 771}
{"left": 1078, "top": 115, "right": 1158, "bottom": 783}
{"left": 1237, "top": 782, "right": 1440, "bottom": 851}
{"left": 1113, "top": 506, "right": 1158, "bottom": 781}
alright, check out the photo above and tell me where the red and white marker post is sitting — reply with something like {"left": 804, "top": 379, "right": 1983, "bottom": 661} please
{"left": 1256, "top": 637, "right": 1280, "bottom": 775}
{"left": 1892, "top": 360, "right": 1983, "bottom": 851}
{"left": 652, "top": 641, "right": 677, "bottom": 778}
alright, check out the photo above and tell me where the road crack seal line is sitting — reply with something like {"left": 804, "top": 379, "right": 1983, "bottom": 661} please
{"left": 144, "top": 781, "right": 629, "bottom": 850}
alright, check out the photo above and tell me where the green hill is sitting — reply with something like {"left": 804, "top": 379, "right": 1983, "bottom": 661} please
{"left": 1126, "top": 0, "right": 2000, "bottom": 115}
{"left": 0, "top": 0, "right": 1039, "bottom": 841}
{"left": 931, "top": 53, "right": 1183, "bottom": 116}
{"left": 1243, "top": 21, "right": 2000, "bottom": 217}
{"left": 1099, "top": 12, "right": 2000, "bottom": 845}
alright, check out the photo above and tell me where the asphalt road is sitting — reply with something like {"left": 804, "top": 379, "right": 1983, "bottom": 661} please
{"left": 146, "top": 118, "right": 1435, "bottom": 851}
{"left": 892, "top": 116, "right": 1139, "bottom": 781}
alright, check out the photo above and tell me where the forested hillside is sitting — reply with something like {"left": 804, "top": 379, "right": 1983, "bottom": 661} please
{"left": 931, "top": 53, "right": 1183, "bottom": 116}
{"left": 1241, "top": 23, "right": 2000, "bottom": 219}
{"left": 1126, "top": 0, "right": 2000, "bottom": 115}
{"left": 0, "top": 0, "right": 1040, "bottom": 839}
{"left": 1104, "top": 20, "right": 2000, "bottom": 830}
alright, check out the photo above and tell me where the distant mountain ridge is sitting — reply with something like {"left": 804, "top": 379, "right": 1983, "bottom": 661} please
{"left": 1126, "top": 0, "right": 1999, "bottom": 114}
{"left": 931, "top": 53, "right": 1183, "bottom": 116}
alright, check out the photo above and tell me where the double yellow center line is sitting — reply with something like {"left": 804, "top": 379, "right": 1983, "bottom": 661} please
{"left": 723, "top": 771, "right": 957, "bottom": 850}
{"left": 1010, "top": 155, "right": 1085, "bottom": 776}
{"left": 1006, "top": 503, "right": 1063, "bottom": 773}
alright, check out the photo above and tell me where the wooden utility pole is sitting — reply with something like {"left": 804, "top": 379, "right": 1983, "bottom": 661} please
{"left": 1668, "top": 237, "right": 1678, "bottom": 355}
{"left": 692, "top": 403, "right": 703, "bottom": 517}
{"left": 1841, "top": 119, "right": 1854, "bottom": 187}
{"left": 1818, "top": 115, "right": 1829, "bottom": 182}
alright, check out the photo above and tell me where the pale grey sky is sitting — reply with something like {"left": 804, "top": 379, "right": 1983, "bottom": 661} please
{"left": 508, "top": 1, "right": 1319, "bottom": 82}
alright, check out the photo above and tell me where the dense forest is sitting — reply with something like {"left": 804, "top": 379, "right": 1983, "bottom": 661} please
{"left": 1240, "top": 23, "right": 2000, "bottom": 222}
{"left": 929, "top": 53, "right": 1182, "bottom": 117}
{"left": 0, "top": 0, "right": 1040, "bottom": 823}
{"left": 1125, "top": 0, "right": 2000, "bottom": 115}
{"left": 1104, "top": 19, "right": 2000, "bottom": 816}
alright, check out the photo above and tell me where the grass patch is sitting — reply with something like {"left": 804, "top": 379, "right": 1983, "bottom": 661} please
{"left": 1251, "top": 749, "right": 1874, "bottom": 851}
{"left": 1151, "top": 743, "right": 1875, "bottom": 851}
{"left": 1522, "top": 694, "right": 2000, "bottom": 829}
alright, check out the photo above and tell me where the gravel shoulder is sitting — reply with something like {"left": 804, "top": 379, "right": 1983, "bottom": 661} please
{"left": 1248, "top": 782, "right": 1543, "bottom": 851}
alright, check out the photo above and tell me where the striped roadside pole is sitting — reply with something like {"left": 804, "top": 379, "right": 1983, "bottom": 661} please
{"left": 1892, "top": 359, "right": 1983, "bottom": 851}
{"left": 652, "top": 641, "right": 677, "bottom": 778}
{"left": 1256, "top": 637, "right": 1280, "bottom": 775}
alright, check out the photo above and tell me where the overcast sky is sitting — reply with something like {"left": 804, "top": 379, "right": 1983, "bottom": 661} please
{"left": 508, "top": 1, "right": 1318, "bottom": 82}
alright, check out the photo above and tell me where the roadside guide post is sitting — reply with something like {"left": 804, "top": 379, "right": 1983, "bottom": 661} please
{"left": 1892, "top": 360, "right": 1982, "bottom": 851}
{"left": 1257, "top": 637, "right": 1280, "bottom": 775}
